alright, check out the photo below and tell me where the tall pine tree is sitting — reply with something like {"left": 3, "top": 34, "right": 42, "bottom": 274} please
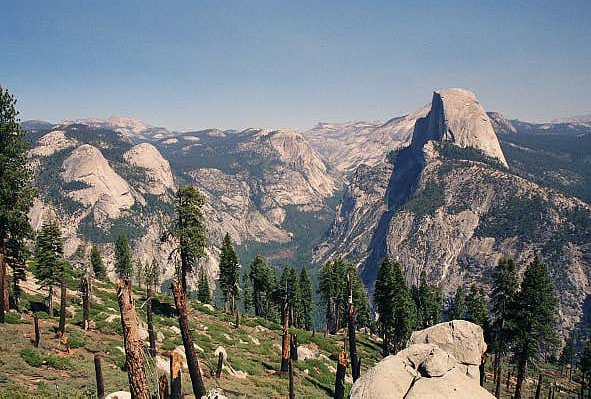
{"left": 33, "top": 219, "right": 65, "bottom": 317}
{"left": 161, "top": 185, "right": 207, "bottom": 294}
{"left": 114, "top": 234, "right": 132, "bottom": 278}
{"left": 218, "top": 233, "right": 240, "bottom": 314}
{"left": 278, "top": 265, "right": 302, "bottom": 327}
{"left": 449, "top": 286, "right": 467, "bottom": 320}
{"left": 90, "top": 244, "right": 106, "bottom": 280}
{"left": 299, "top": 266, "right": 314, "bottom": 331}
{"left": 249, "top": 255, "right": 276, "bottom": 319}
{"left": 512, "top": 258, "right": 558, "bottom": 399}
{"left": 413, "top": 272, "right": 443, "bottom": 329}
{"left": 0, "top": 86, "right": 37, "bottom": 322}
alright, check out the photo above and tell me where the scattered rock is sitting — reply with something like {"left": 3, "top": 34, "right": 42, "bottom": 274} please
{"left": 106, "top": 392, "right": 131, "bottom": 399}
{"left": 169, "top": 326, "right": 181, "bottom": 335}
{"left": 253, "top": 325, "right": 268, "bottom": 333}
{"left": 105, "top": 314, "right": 120, "bottom": 323}
{"left": 223, "top": 333, "right": 233, "bottom": 341}
{"left": 202, "top": 304, "right": 215, "bottom": 311}
{"left": 156, "top": 331, "right": 165, "bottom": 342}
{"left": 155, "top": 356, "right": 169, "bottom": 374}
{"left": 214, "top": 346, "right": 227, "bottom": 361}
{"left": 297, "top": 343, "right": 319, "bottom": 361}
{"left": 201, "top": 388, "right": 228, "bottom": 399}
{"left": 249, "top": 336, "right": 260, "bottom": 346}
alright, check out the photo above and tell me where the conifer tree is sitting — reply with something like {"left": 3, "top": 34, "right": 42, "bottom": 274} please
{"left": 196, "top": 266, "right": 211, "bottom": 304}
{"left": 249, "top": 255, "right": 276, "bottom": 319}
{"left": 466, "top": 285, "right": 489, "bottom": 328}
{"left": 279, "top": 265, "right": 302, "bottom": 327}
{"left": 6, "top": 238, "right": 29, "bottom": 311}
{"left": 145, "top": 259, "right": 161, "bottom": 293}
{"left": 218, "top": 233, "right": 240, "bottom": 314}
{"left": 375, "top": 257, "right": 396, "bottom": 356}
{"left": 161, "top": 185, "right": 207, "bottom": 294}
{"left": 0, "top": 86, "right": 37, "bottom": 322}
{"left": 299, "top": 266, "right": 314, "bottom": 330}
{"left": 413, "top": 272, "right": 443, "bottom": 328}
{"left": 90, "top": 244, "right": 107, "bottom": 280}
{"left": 512, "top": 258, "right": 558, "bottom": 399}
{"left": 242, "top": 272, "right": 253, "bottom": 314}
{"left": 114, "top": 235, "right": 132, "bottom": 278}
{"left": 580, "top": 340, "right": 591, "bottom": 397}
{"left": 449, "top": 286, "right": 467, "bottom": 320}
{"left": 33, "top": 219, "right": 65, "bottom": 317}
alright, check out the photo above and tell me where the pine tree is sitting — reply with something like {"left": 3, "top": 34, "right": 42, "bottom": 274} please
{"left": 299, "top": 266, "right": 314, "bottom": 331}
{"left": 218, "top": 233, "right": 240, "bottom": 314}
{"left": 196, "top": 266, "right": 211, "bottom": 304}
{"left": 161, "top": 185, "right": 207, "bottom": 293}
{"left": 581, "top": 340, "right": 591, "bottom": 397}
{"left": 0, "top": 86, "right": 37, "bottom": 322}
{"left": 242, "top": 272, "right": 253, "bottom": 313}
{"left": 449, "top": 286, "right": 467, "bottom": 320}
{"left": 33, "top": 220, "right": 65, "bottom": 317}
{"left": 512, "top": 258, "right": 558, "bottom": 399}
{"left": 465, "top": 285, "right": 489, "bottom": 328}
{"left": 391, "top": 260, "right": 416, "bottom": 353}
{"left": 6, "top": 238, "right": 29, "bottom": 311}
{"left": 318, "top": 258, "right": 371, "bottom": 334}
{"left": 249, "top": 255, "right": 276, "bottom": 319}
{"left": 133, "top": 259, "right": 144, "bottom": 289}
{"left": 413, "top": 272, "right": 442, "bottom": 328}
{"left": 279, "top": 265, "right": 302, "bottom": 327}
{"left": 114, "top": 235, "right": 132, "bottom": 278}
{"left": 375, "top": 257, "right": 396, "bottom": 356}
{"left": 145, "top": 259, "right": 161, "bottom": 293}
{"left": 90, "top": 244, "right": 107, "bottom": 280}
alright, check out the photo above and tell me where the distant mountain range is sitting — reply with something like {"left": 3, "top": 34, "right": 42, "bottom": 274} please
{"left": 23, "top": 91, "right": 591, "bottom": 337}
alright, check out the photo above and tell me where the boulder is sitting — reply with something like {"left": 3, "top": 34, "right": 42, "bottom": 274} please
{"left": 350, "top": 321, "right": 493, "bottom": 399}
{"left": 409, "top": 320, "right": 486, "bottom": 366}
{"left": 201, "top": 389, "right": 228, "bottom": 399}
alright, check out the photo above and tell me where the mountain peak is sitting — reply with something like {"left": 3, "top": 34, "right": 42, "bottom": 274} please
{"left": 412, "top": 88, "right": 508, "bottom": 167}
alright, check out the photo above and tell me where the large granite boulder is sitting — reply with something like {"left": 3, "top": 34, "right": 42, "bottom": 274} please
{"left": 350, "top": 321, "right": 493, "bottom": 399}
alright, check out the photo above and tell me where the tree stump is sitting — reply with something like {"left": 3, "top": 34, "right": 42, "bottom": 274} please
{"left": 170, "top": 351, "right": 182, "bottom": 399}
{"left": 33, "top": 315, "right": 40, "bottom": 348}
{"left": 334, "top": 351, "right": 348, "bottom": 399}
{"left": 158, "top": 373, "right": 169, "bottom": 399}
{"left": 117, "top": 279, "right": 150, "bottom": 399}
{"left": 94, "top": 354, "right": 105, "bottom": 399}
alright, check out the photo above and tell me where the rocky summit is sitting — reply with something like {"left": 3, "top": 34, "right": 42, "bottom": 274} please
{"left": 351, "top": 321, "right": 493, "bottom": 399}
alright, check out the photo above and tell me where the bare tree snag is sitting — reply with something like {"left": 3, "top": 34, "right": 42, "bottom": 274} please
{"left": 117, "top": 279, "right": 150, "bottom": 399}
{"left": 290, "top": 334, "right": 298, "bottom": 361}
{"left": 33, "top": 315, "right": 40, "bottom": 347}
{"left": 1, "top": 253, "right": 8, "bottom": 314}
{"left": 171, "top": 281, "right": 206, "bottom": 399}
{"left": 281, "top": 297, "right": 290, "bottom": 373}
{"left": 94, "top": 354, "right": 105, "bottom": 399}
{"left": 159, "top": 373, "right": 169, "bottom": 399}
{"left": 81, "top": 274, "right": 90, "bottom": 331}
{"left": 334, "top": 351, "right": 348, "bottom": 399}
{"left": 289, "top": 358, "right": 295, "bottom": 399}
{"left": 48, "top": 285, "right": 54, "bottom": 317}
{"left": 57, "top": 277, "right": 67, "bottom": 337}
{"left": 170, "top": 350, "right": 182, "bottom": 399}
{"left": 216, "top": 351, "right": 223, "bottom": 379}
{"left": 347, "top": 274, "right": 360, "bottom": 382}
{"left": 535, "top": 373, "right": 543, "bottom": 399}
{"left": 147, "top": 285, "right": 156, "bottom": 357}
{"left": 235, "top": 309, "right": 240, "bottom": 329}
{"left": 495, "top": 358, "right": 503, "bottom": 398}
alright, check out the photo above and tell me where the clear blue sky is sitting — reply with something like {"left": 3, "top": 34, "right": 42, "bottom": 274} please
{"left": 2, "top": 0, "right": 590, "bottom": 131}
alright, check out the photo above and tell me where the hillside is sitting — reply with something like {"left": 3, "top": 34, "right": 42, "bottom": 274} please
{"left": 0, "top": 274, "right": 382, "bottom": 398}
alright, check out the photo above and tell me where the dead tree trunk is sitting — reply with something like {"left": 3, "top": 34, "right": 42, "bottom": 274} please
{"left": 535, "top": 373, "right": 543, "bottom": 399}
{"left": 94, "top": 354, "right": 105, "bottom": 399}
{"left": 235, "top": 310, "right": 240, "bottom": 329}
{"left": 0, "top": 250, "right": 7, "bottom": 323}
{"left": 216, "top": 351, "right": 224, "bottom": 378}
{"left": 158, "top": 374, "right": 169, "bottom": 399}
{"left": 48, "top": 285, "right": 54, "bottom": 317}
{"left": 172, "top": 281, "right": 207, "bottom": 399}
{"left": 281, "top": 298, "right": 290, "bottom": 373}
{"left": 170, "top": 350, "right": 182, "bottom": 399}
{"left": 334, "top": 351, "right": 348, "bottom": 399}
{"left": 495, "top": 356, "right": 503, "bottom": 398}
{"left": 117, "top": 279, "right": 150, "bottom": 399}
{"left": 81, "top": 275, "right": 90, "bottom": 331}
{"left": 33, "top": 315, "right": 40, "bottom": 347}
{"left": 57, "top": 277, "right": 67, "bottom": 337}
{"left": 347, "top": 274, "right": 360, "bottom": 382}
{"left": 290, "top": 334, "right": 298, "bottom": 361}
{"left": 147, "top": 285, "right": 156, "bottom": 357}
{"left": 289, "top": 358, "right": 295, "bottom": 399}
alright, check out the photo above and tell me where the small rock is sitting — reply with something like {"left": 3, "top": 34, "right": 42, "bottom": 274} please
{"left": 214, "top": 346, "right": 227, "bottom": 361}
{"left": 201, "top": 388, "right": 228, "bottom": 399}
{"left": 249, "top": 336, "right": 260, "bottom": 346}
{"left": 156, "top": 331, "right": 165, "bottom": 342}
{"left": 169, "top": 326, "right": 181, "bottom": 335}
{"left": 202, "top": 304, "right": 215, "bottom": 311}
{"left": 105, "top": 314, "right": 120, "bottom": 323}
{"left": 223, "top": 333, "right": 233, "bottom": 341}
{"left": 106, "top": 392, "right": 131, "bottom": 399}
{"left": 253, "top": 325, "right": 268, "bottom": 333}
{"left": 155, "top": 356, "right": 169, "bottom": 374}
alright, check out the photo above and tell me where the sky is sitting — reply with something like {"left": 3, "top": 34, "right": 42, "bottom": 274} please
{"left": 2, "top": 0, "right": 591, "bottom": 132}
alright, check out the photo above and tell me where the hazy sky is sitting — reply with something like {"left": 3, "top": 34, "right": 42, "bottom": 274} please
{"left": 2, "top": 0, "right": 590, "bottom": 131}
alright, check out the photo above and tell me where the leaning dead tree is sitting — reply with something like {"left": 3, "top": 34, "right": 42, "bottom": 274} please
{"left": 347, "top": 273, "right": 360, "bottom": 382}
{"left": 281, "top": 292, "right": 290, "bottom": 373}
{"left": 117, "top": 279, "right": 150, "bottom": 399}
{"left": 172, "top": 281, "right": 207, "bottom": 399}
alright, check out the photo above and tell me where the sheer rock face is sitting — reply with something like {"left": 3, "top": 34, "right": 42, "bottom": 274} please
{"left": 412, "top": 88, "right": 508, "bottom": 167}
{"left": 303, "top": 105, "right": 430, "bottom": 174}
{"left": 123, "top": 143, "right": 175, "bottom": 195}
{"left": 351, "top": 321, "right": 493, "bottom": 399}
{"left": 61, "top": 144, "right": 136, "bottom": 219}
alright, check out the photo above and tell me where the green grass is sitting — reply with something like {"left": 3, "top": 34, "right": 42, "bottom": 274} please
{"left": 20, "top": 348, "right": 71, "bottom": 370}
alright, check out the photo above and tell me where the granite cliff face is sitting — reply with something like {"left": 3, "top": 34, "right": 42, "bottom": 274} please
{"left": 316, "top": 89, "right": 591, "bottom": 336}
